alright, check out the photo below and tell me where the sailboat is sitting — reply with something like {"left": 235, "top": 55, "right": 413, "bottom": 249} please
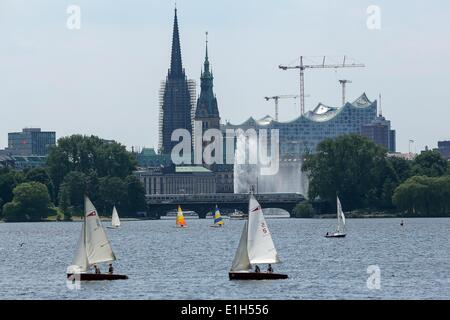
{"left": 325, "top": 196, "right": 346, "bottom": 238}
{"left": 210, "top": 205, "right": 224, "bottom": 228}
{"left": 229, "top": 194, "right": 288, "bottom": 280}
{"left": 176, "top": 205, "right": 187, "bottom": 228}
{"left": 107, "top": 206, "right": 121, "bottom": 229}
{"left": 66, "top": 196, "right": 128, "bottom": 281}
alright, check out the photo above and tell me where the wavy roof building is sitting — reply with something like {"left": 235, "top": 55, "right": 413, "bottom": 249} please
{"left": 222, "top": 93, "right": 381, "bottom": 157}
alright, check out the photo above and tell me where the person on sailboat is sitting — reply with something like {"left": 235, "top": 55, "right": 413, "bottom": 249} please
{"left": 267, "top": 264, "right": 273, "bottom": 273}
{"left": 94, "top": 264, "right": 101, "bottom": 274}
{"left": 108, "top": 264, "right": 114, "bottom": 274}
{"left": 254, "top": 265, "right": 261, "bottom": 273}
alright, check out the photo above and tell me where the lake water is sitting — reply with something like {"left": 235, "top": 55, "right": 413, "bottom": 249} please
{"left": 1, "top": 218, "right": 450, "bottom": 299}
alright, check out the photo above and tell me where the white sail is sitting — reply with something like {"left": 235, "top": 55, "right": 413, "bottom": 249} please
{"left": 111, "top": 206, "right": 121, "bottom": 228}
{"left": 247, "top": 195, "right": 280, "bottom": 265}
{"left": 337, "top": 197, "right": 346, "bottom": 232}
{"left": 68, "top": 221, "right": 89, "bottom": 273}
{"left": 230, "top": 221, "right": 251, "bottom": 272}
{"left": 84, "top": 196, "right": 116, "bottom": 265}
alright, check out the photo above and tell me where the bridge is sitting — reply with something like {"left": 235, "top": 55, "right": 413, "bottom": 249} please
{"left": 146, "top": 193, "right": 305, "bottom": 218}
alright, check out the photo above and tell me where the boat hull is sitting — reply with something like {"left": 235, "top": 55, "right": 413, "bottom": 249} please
{"left": 229, "top": 272, "right": 288, "bottom": 280}
{"left": 67, "top": 273, "right": 128, "bottom": 281}
{"left": 107, "top": 226, "right": 120, "bottom": 229}
{"left": 325, "top": 233, "right": 346, "bottom": 238}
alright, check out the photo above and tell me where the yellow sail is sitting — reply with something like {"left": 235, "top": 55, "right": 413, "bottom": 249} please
{"left": 176, "top": 205, "right": 187, "bottom": 227}
{"left": 213, "top": 205, "right": 224, "bottom": 226}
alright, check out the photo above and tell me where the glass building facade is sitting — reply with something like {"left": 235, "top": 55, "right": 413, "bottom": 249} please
{"left": 222, "top": 93, "right": 379, "bottom": 159}
{"left": 7, "top": 128, "right": 56, "bottom": 156}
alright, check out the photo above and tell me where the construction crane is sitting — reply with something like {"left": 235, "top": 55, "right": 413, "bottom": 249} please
{"left": 264, "top": 95, "right": 299, "bottom": 121}
{"left": 339, "top": 80, "right": 352, "bottom": 106}
{"left": 279, "top": 56, "right": 365, "bottom": 115}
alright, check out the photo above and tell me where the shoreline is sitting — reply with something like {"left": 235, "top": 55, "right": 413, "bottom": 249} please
{"left": 2, "top": 213, "right": 450, "bottom": 223}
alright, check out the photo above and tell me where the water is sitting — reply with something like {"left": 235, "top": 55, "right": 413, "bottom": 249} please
{"left": 1, "top": 218, "right": 450, "bottom": 299}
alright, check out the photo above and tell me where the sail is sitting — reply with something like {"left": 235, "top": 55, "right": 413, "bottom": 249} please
{"left": 176, "top": 205, "right": 186, "bottom": 227}
{"left": 230, "top": 221, "right": 251, "bottom": 271}
{"left": 84, "top": 196, "right": 116, "bottom": 265}
{"left": 69, "top": 220, "right": 89, "bottom": 272}
{"left": 337, "top": 196, "right": 345, "bottom": 231}
{"left": 111, "top": 206, "right": 121, "bottom": 227}
{"left": 213, "top": 205, "right": 224, "bottom": 225}
{"left": 247, "top": 195, "right": 280, "bottom": 264}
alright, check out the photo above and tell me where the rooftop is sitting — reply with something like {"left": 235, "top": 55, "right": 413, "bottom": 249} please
{"left": 224, "top": 93, "right": 375, "bottom": 127}
{"left": 175, "top": 166, "right": 212, "bottom": 173}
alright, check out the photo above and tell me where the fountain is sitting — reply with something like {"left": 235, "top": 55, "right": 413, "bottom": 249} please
{"left": 233, "top": 131, "right": 308, "bottom": 195}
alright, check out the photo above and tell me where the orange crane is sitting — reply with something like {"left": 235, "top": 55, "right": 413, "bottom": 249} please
{"left": 279, "top": 56, "right": 365, "bottom": 115}
{"left": 264, "top": 95, "right": 299, "bottom": 121}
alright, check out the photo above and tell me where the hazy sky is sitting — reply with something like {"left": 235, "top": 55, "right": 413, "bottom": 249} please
{"left": 1, "top": 0, "right": 449, "bottom": 153}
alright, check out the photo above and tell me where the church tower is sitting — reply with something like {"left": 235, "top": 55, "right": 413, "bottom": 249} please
{"left": 194, "top": 32, "right": 221, "bottom": 141}
{"left": 159, "top": 8, "right": 196, "bottom": 155}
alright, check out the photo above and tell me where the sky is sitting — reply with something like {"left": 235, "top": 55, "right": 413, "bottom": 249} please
{"left": 0, "top": 0, "right": 449, "bottom": 153}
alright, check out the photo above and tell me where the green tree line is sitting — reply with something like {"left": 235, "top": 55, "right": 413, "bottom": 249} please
{"left": 0, "top": 135, "right": 146, "bottom": 222}
{"left": 302, "top": 134, "right": 450, "bottom": 217}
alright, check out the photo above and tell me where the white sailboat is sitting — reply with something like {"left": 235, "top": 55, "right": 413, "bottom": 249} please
{"left": 229, "top": 194, "right": 288, "bottom": 280}
{"left": 107, "top": 206, "right": 121, "bottom": 229}
{"left": 67, "top": 196, "right": 128, "bottom": 281}
{"left": 325, "top": 196, "right": 346, "bottom": 238}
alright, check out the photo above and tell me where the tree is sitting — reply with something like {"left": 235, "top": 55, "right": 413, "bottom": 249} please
{"left": 293, "top": 202, "right": 315, "bottom": 218}
{"left": 125, "top": 175, "right": 146, "bottom": 216}
{"left": 411, "top": 150, "right": 447, "bottom": 177}
{"left": 393, "top": 176, "right": 450, "bottom": 216}
{"left": 387, "top": 156, "right": 412, "bottom": 182}
{"left": 0, "top": 170, "right": 25, "bottom": 217}
{"left": 59, "top": 171, "right": 88, "bottom": 213}
{"left": 98, "top": 176, "right": 127, "bottom": 214}
{"left": 25, "top": 168, "right": 55, "bottom": 202}
{"left": 302, "top": 134, "right": 391, "bottom": 211}
{"left": 47, "top": 135, "right": 137, "bottom": 199}
{"left": 2, "top": 182, "right": 54, "bottom": 222}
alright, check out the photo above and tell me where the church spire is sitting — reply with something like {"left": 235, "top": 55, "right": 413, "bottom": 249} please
{"left": 203, "top": 31, "right": 210, "bottom": 74}
{"left": 169, "top": 7, "right": 183, "bottom": 78}
{"left": 196, "top": 32, "right": 219, "bottom": 118}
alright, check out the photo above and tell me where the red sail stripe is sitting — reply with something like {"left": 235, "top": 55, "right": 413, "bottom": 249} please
{"left": 87, "top": 211, "right": 97, "bottom": 217}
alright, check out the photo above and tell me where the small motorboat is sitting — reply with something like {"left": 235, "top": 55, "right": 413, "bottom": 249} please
{"left": 325, "top": 232, "right": 346, "bottom": 238}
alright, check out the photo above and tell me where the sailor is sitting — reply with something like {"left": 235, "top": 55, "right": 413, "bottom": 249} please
{"left": 94, "top": 264, "right": 101, "bottom": 274}
{"left": 267, "top": 264, "right": 273, "bottom": 273}
{"left": 108, "top": 264, "right": 114, "bottom": 274}
{"left": 255, "top": 265, "right": 260, "bottom": 273}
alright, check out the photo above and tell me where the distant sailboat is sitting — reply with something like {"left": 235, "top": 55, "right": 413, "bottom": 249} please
{"left": 210, "top": 205, "right": 224, "bottom": 228}
{"left": 67, "top": 196, "right": 128, "bottom": 281}
{"left": 176, "top": 205, "right": 187, "bottom": 228}
{"left": 325, "top": 196, "right": 346, "bottom": 238}
{"left": 229, "top": 194, "right": 288, "bottom": 280}
{"left": 107, "top": 206, "right": 121, "bottom": 229}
